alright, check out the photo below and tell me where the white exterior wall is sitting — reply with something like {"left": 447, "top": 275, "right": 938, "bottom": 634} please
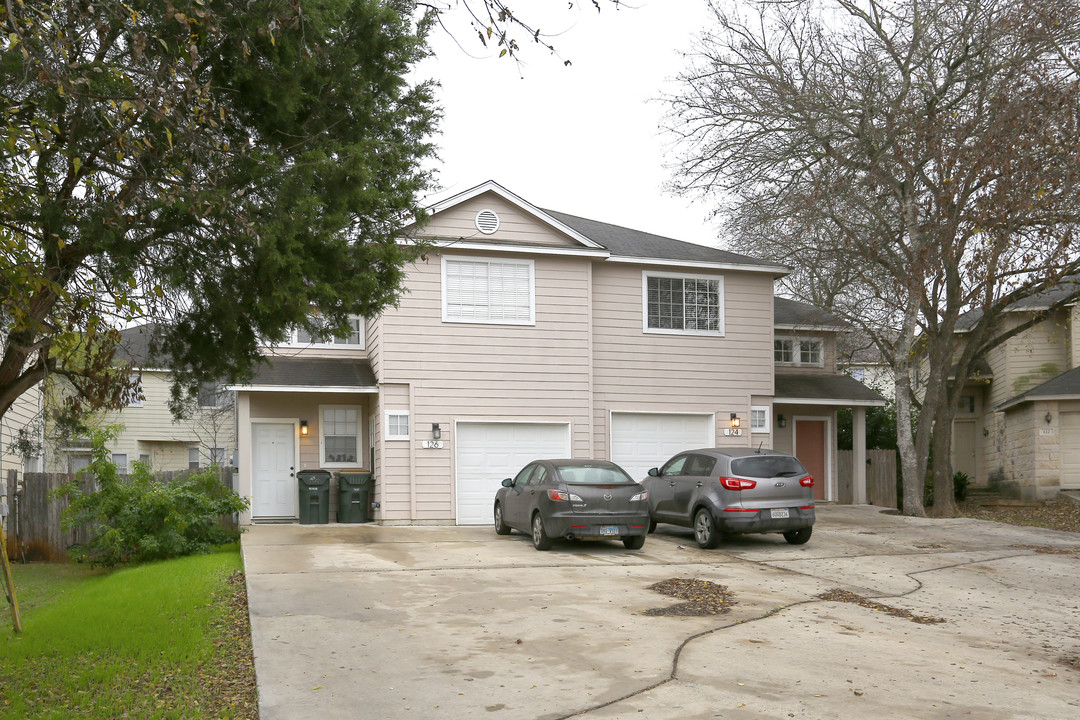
{"left": 1, "top": 385, "right": 42, "bottom": 475}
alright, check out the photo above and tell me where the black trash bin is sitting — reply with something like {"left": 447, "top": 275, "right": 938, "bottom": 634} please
{"left": 297, "top": 469, "right": 332, "bottom": 524}
{"left": 336, "top": 471, "right": 372, "bottom": 523}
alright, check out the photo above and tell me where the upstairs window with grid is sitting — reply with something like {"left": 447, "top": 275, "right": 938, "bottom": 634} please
{"left": 645, "top": 274, "right": 722, "bottom": 333}
{"left": 443, "top": 257, "right": 534, "bottom": 324}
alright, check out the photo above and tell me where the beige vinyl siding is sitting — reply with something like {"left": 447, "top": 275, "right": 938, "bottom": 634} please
{"left": 591, "top": 264, "right": 774, "bottom": 458}
{"left": 377, "top": 383, "right": 412, "bottom": 521}
{"left": 417, "top": 193, "right": 582, "bottom": 248}
{"left": 1071, "top": 305, "right": 1080, "bottom": 371}
{"left": 1, "top": 386, "right": 41, "bottom": 475}
{"left": 376, "top": 251, "right": 592, "bottom": 520}
{"left": 1003, "top": 311, "right": 1068, "bottom": 398}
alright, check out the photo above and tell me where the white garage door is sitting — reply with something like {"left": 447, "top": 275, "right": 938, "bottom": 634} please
{"left": 456, "top": 422, "right": 571, "bottom": 525}
{"left": 1061, "top": 412, "right": 1080, "bottom": 489}
{"left": 611, "top": 412, "right": 714, "bottom": 482}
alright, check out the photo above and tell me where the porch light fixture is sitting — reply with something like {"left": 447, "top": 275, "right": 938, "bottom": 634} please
{"left": 432, "top": 423, "right": 442, "bottom": 440}
{"left": 300, "top": 420, "right": 309, "bottom": 436}
{"left": 1045, "top": 412, "right": 1053, "bottom": 424}
{"left": 776, "top": 414, "right": 787, "bottom": 428}
{"left": 730, "top": 413, "right": 741, "bottom": 429}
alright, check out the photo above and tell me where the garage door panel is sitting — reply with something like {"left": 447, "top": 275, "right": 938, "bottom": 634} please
{"left": 1061, "top": 412, "right": 1080, "bottom": 489}
{"left": 611, "top": 413, "right": 714, "bottom": 482}
{"left": 456, "top": 423, "right": 571, "bottom": 525}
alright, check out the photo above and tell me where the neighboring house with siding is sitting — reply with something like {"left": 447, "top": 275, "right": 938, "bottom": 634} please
{"left": 232, "top": 181, "right": 885, "bottom": 525}
{"left": 1, "top": 384, "right": 43, "bottom": 476}
{"left": 39, "top": 324, "right": 236, "bottom": 475}
{"left": 952, "top": 282, "right": 1080, "bottom": 500}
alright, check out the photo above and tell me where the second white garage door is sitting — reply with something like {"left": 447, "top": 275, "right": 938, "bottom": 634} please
{"left": 610, "top": 412, "right": 714, "bottom": 482}
{"left": 455, "top": 422, "right": 572, "bottom": 525}
{"left": 1061, "top": 412, "right": 1080, "bottom": 489}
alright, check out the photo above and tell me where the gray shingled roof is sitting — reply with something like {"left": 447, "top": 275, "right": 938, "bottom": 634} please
{"left": 116, "top": 323, "right": 169, "bottom": 367}
{"left": 958, "top": 278, "right": 1080, "bottom": 330}
{"left": 542, "top": 209, "right": 788, "bottom": 271}
{"left": 997, "top": 365, "right": 1080, "bottom": 410}
{"left": 774, "top": 373, "right": 887, "bottom": 405}
{"left": 773, "top": 297, "right": 844, "bottom": 327}
{"left": 250, "top": 357, "right": 377, "bottom": 388}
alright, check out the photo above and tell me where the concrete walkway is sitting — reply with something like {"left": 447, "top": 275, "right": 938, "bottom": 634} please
{"left": 241, "top": 507, "right": 1080, "bottom": 719}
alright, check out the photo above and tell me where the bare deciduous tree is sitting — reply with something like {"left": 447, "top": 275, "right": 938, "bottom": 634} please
{"left": 667, "top": 0, "right": 1080, "bottom": 515}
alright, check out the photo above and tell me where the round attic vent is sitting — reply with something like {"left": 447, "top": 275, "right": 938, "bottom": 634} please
{"left": 475, "top": 209, "right": 500, "bottom": 235}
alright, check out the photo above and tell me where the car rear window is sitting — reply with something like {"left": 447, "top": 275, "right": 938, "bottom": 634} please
{"left": 555, "top": 464, "right": 635, "bottom": 484}
{"left": 730, "top": 456, "right": 807, "bottom": 479}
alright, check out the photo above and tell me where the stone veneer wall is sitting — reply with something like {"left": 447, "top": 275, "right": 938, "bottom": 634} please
{"left": 995, "top": 402, "right": 1062, "bottom": 501}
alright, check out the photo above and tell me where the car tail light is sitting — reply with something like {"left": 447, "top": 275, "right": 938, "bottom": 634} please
{"left": 547, "top": 489, "right": 569, "bottom": 501}
{"left": 723, "top": 507, "right": 758, "bottom": 512}
{"left": 800, "top": 505, "right": 815, "bottom": 510}
{"left": 630, "top": 491, "right": 648, "bottom": 502}
{"left": 720, "top": 477, "right": 757, "bottom": 490}
{"left": 799, "top": 475, "right": 814, "bottom": 487}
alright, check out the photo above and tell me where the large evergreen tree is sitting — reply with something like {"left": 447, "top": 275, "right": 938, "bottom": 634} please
{"left": 0, "top": 0, "right": 438, "bottom": 421}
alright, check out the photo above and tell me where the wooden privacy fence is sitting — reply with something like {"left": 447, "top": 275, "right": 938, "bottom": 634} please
{"left": 3, "top": 467, "right": 234, "bottom": 562}
{"left": 836, "top": 449, "right": 898, "bottom": 508}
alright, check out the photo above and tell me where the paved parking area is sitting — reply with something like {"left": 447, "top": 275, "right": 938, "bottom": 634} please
{"left": 241, "top": 507, "right": 1080, "bottom": 719}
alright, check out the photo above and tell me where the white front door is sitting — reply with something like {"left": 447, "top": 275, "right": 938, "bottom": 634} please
{"left": 252, "top": 423, "right": 296, "bottom": 518}
{"left": 610, "top": 412, "right": 714, "bottom": 482}
{"left": 455, "top": 422, "right": 571, "bottom": 525}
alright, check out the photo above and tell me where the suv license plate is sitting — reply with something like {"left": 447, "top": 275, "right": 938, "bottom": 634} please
{"left": 599, "top": 526, "right": 619, "bottom": 536}
{"left": 771, "top": 508, "right": 790, "bottom": 519}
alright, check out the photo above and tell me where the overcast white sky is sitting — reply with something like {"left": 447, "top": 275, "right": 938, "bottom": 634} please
{"left": 415, "top": 0, "right": 723, "bottom": 247}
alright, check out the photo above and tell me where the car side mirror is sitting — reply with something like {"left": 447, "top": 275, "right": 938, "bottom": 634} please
{"left": 648, "top": 467, "right": 660, "bottom": 477}
{"left": 501, "top": 478, "right": 513, "bottom": 487}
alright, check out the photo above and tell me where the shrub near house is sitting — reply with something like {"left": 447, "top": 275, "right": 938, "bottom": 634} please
{"left": 54, "top": 429, "right": 248, "bottom": 566}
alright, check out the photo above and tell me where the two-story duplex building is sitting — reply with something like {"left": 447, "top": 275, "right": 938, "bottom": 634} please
{"left": 232, "top": 181, "right": 885, "bottom": 525}
{"left": 953, "top": 282, "right": 1080, "bottom": 499}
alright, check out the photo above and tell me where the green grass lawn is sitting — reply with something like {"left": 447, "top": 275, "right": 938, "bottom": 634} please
{"left": 0, "top": 546, "right": 256, "bottom": 719}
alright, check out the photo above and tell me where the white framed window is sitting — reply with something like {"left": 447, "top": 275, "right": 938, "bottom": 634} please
{"left": 188, "top": 447, "right": 201, "bottom": 469}
{"left": 774, "top": 337, "right": 824, "bottom": 367}
{"left": 750, "top": 406, "right": 770, "bottom": 434}
{"left": 198, "top": 383, "right": 230, "bottom": 409}
{"left": 386, "top": 411, "right": 410, "bottom": 440}
{"left": 139, "top": 453, "right": 151, "bottom": 467}
{"left": 209, "top": 447, "right": 227, "bottom": 466}
{"left": 442, "top": 256, "right": 535, "bottom": 325}
{"left": 283, "top": 314, "right": 365, "bottom": 348}
{"left": 774, "top": 339, "right": 794, "bottom": 363}
{"left": 320, "top": 405, "right": 361, "bottom": 466}
{"left": 112, "top": 453, "right": 129, "bottom": 474}
{"left": 69, "top": 453, "right": 91, "bottom": 474}
{"left": 849, "top": 367, "right": 866, "bottom": 382}
{"left": 642, "top": 271, "right": 724, "bottom": 335}
{"left": 123, "top": 378, "right": 144, "bottom": 407}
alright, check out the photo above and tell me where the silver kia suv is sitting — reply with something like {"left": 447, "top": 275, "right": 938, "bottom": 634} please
{"left": 642, "top": 448, "right": 815, "bottom": 548}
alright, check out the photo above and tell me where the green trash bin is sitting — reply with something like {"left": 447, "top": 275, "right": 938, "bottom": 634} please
{"left": 297, "top": 469, "right": 332, "bottom": 524}
{"left": 336, "top": 471, "right": 372, "bottom": 523}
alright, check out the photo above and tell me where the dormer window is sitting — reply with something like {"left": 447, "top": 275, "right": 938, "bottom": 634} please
{"left": 775, "top": 338, "right": 823, "bottom": 367}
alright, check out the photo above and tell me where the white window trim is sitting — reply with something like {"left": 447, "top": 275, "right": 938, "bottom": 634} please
{"left": 281, "top": 314, "right": 366, "bottom": 349}
{"left": 319, "top": 404, "right": 363, "bottom": 468}
{"left": 386, "top": 410, "right": 410, "bottom": 441}
{"left": 750, "top": 406, "right": 770, "bottom": 434}
{"left": 641, "top": 270, "right": 725, "bottom": 336}
{"left": 124, "top": 379, "right": 144, "bottom": 407}
{"left": 111, "top": 452, "right": 129, "bottom": 473}
{"left": 188, "top": 446, "right": 201, "bottom": 469}
{"left": 441, "top": 255, "right": 536, "bottom": 326}
{"left": 774, "top": 338, "right": 824, "bottom": 368}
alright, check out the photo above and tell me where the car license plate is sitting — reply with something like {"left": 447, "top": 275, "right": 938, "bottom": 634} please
{"left": 599, "top": 526, "right": 619, "bottom": 536}
{"left": 771, "top": 508, "right": 790, "bottom": 519}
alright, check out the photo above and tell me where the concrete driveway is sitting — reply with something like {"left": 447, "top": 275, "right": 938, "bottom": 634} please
{"left": 241, "top": 507, "right": 1080, "bottom": 719}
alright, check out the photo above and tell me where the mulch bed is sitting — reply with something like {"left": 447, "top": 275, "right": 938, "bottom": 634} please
{"left": 817, "top": 588, "right": 946, "bottom": 625}
{"left": 958, "top": 497, "right": 1080, "bottom": 533}
{"left": 643, "top": 578, "right": 737, "bottom": 616}
{"left": 199, "top": 570, "right": 259, "bottom": 719}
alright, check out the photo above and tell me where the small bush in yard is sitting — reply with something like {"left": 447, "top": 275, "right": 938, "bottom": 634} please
{"left": 54, "top": 428, "right": 249, "bottom": 566}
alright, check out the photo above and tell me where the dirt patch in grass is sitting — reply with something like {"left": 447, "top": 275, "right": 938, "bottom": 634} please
{"left": 643, "top": 578, "right": 737, "bottom": 616}
{"left": 818, "top": 588, "right": 946, "bottom": 625}
{"left": 957, "top": 497, "right": 1080, "bottom": 533}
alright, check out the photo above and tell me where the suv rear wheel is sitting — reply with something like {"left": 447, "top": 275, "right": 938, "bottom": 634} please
{"left": 693, "top": 508, "right": 722, "bottom": 549}
{"left": 783, "top": 527, "right": 812, "bottom": 545}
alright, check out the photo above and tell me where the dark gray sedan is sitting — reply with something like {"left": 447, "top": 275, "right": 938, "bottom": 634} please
{"left": 493, "top": 460, "right": 651, "bottom": 551}
{"left": 643, "top": 448, "right": 815, "bottom": 548}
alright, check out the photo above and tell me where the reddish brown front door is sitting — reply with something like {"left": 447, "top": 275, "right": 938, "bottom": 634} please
{"left": 795, "top": 419, "right": 827, "bottom": 501}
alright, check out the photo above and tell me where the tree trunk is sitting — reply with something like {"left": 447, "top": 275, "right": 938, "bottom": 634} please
{"left": 929, "top": 408, "right": 957, "bottom": 517}
{"left": 894, "top": 361, "right": 926, "bottom": 517}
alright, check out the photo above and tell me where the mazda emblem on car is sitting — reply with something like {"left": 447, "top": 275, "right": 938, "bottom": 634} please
{"left": 603, "top": 493, "right": 612, "bottom": 500}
